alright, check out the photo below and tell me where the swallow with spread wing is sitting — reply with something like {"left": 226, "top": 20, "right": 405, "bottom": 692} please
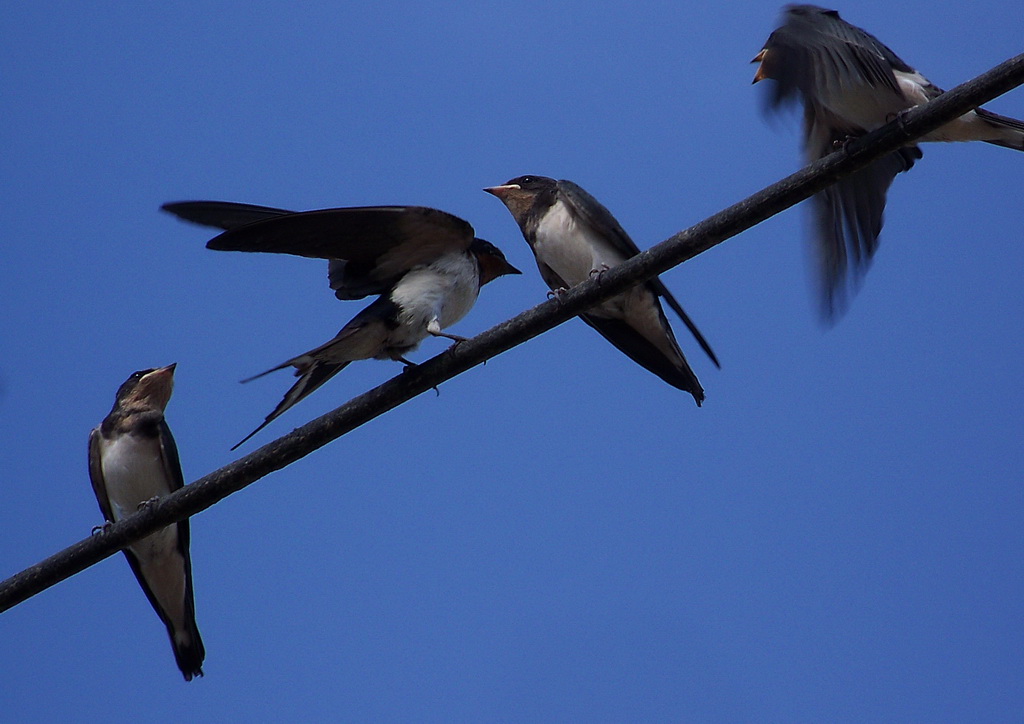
{"left": 163, "top": 202, "right": 520, "bottom": 448}
{"left": 754, "top": 4, "right": 1024, "bottom": 319}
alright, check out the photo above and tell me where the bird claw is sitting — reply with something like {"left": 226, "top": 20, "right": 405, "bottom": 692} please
{"left": 91, "top": 521, "right": 112, "bottom": 536}
{"left": 546, "top": 287, "right": 569, "bottom": 303}
{"left": 395, "top": 357, "right": 437, "bottom": 393}
{"left": 589, "top": 263, "right": 611, "bottom": 282}
{"left": 886, "top": 108, "right": 911, "bottom": 133}
{"left": 136, "top": 496, "right": 160, "bottom": 511}
{"left": 831, "top": 135, "right": 857, "bottom": 153}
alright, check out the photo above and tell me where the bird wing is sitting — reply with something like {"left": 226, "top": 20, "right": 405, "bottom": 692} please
{"left": 804, "top": 108, "right": 923, "bottom": 320}
{"left": 556, "top": 180, "right": 719, "bottom": 367}
{"left": 764, "top": 6, "right": 911, "bottom": 112}
{"left": 161, "top": 201, "right": 294, "bottom": 230}
{"left": 87, "top": 428, "right": 115, "bottom": 524}
{"left": 201, "top": 205, "right": 476, "bottom": 300}
{"left": 579, "top": 312, "right": 704, "bottom": 405}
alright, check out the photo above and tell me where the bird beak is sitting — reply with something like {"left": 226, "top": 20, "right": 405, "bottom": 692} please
{"left": 751, "top": 48, "right": 769, "bottom": 84}
{"left": 151, "top": 363, "right": 177, "bottom": 380}
{"left": 483, "top": 184, "right": 520, "bottom": 199}
{"left": 138, "top": 364, "right": 177, "bottom": 409}
{"left": 476, "top": 252, "right": 522, "bottom": 284}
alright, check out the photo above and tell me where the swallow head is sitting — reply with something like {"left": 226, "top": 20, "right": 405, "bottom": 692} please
{"left": 113, "top": 363, "right": 177, "bottom": 412}
{"left": 484, "top": 175, "right": 556, "bottom": 226}
{"left": 469, "top": 238, "right": 521, "bottom": 285}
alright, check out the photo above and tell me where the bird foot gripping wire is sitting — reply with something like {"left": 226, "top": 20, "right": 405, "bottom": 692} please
{"left": 589, "top": 263, "right": 612, "bottom": 283}
{"left": 830, "top": 135, "right": 858, "bottom": 153}
{"left": 546, "top": 287, "right": 569, "bottom": 303}
{"left": 886, "top": 108, "right": 913, "bottom": 135}
{"left": 396, "top": 357, "right": 441, "bottom": 396}
{"left": 136, "top": 495, "right": 161, "bottom": 511}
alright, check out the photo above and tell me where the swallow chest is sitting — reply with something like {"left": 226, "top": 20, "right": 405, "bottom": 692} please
{"left": 387, "top": 252, "right": 480, "bottom": 348}
{"left": 99, "top": 433, "right": 178, "bottom": 558}
{"left": 533, "top": 202, "right": 626, "bottom": 283}
{"left": 533, "top": 202, "right": 630, "bottom": 314}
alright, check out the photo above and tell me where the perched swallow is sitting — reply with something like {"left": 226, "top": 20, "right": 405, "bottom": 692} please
{"left": 484, "top": 176, "right": 718, "bottom": 405}
{"left": 162, "top": 201, "right": 520, "bottom": 447}
{"left": 88, "top": 364, "right": 205, "bottom": 681}
{"left": 754, "top": 4, "right": 1024, "bottom": 319}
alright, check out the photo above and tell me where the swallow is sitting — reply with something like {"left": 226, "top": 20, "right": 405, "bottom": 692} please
{"left": 753, "top": 4, "right": 1024, "bottom": 319}
{"left": 88, "top": 364, "right": 205, "bottom": 681}
{"left": 484, "top": 176, "right": 718, "bottom": 405}
{"left": 162, "top": 201, "right": 520, "bottom": 447}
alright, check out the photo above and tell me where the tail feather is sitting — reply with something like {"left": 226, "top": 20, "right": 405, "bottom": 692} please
{"left": 170, "top": 624, "right": 206, "bottom": 682}
{"left": 240, "top": 359, "right": 295, "bottom": 384}
{"left": 656, "top": 286, "right": 721, "bottom": 369}
{"left": 232, "top": 360, "right": 350, "bottom": 449}
{"left": 977, "top": 108, "right": 1024, "bottom": 151}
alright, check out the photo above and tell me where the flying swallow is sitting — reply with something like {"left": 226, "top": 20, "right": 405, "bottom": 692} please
{"left": 88, "top": 364, "right": 205, "bottom": 681}
{"left": 484, "top": 176, "right": 718, "bottom": 405}
{"left": 162, "top": 201, "right": 520, "bottom": 447}
{"left": 753, "top": 4, "right": 1024, "bottom": 319}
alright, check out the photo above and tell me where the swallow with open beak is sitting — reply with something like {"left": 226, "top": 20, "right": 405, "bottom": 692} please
{"left": 753, "top": 4, "right": 1024, "bottom": 319}
{"left": 162, "top": 201, "right": 520, "bottom": 447}
{"left": 484, "top": 176, "right": 718, "bottom": 405}
{"left": 88, "top": 364, "right": 205, "bottom": 681}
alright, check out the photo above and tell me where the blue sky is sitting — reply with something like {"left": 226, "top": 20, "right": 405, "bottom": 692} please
{"left": 3, "top": 1, "right": 1022, "bottom": 721}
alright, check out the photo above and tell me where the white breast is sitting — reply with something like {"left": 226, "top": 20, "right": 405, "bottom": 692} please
{"left": 533, "top": 201, "right": 627, "bottom": 286}
{"left": 99, "top": 433, "right": 179, "bottom": 559}
{"left": 388, "top": 251, "right": 480, "bottom": 347}
{"left": 101, "top": 434, "right": 173, "bottom": 518}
